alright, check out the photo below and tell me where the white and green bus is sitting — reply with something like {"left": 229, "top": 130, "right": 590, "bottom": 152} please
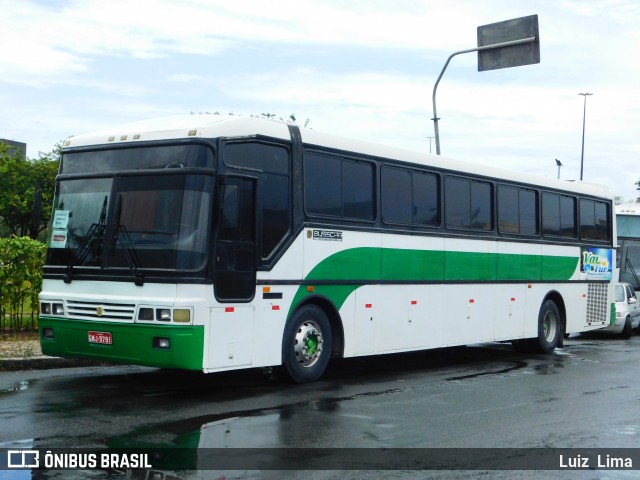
{"left": 39, "top": 115, "right": 615, "bottom": 382}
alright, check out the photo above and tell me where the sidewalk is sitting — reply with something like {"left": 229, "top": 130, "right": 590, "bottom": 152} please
{"left": 0, "top": 333, "right": 104, "bottom": 371}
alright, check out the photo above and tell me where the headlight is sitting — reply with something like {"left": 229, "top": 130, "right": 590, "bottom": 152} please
{"left": 41, "top": 302, "right": 64, "bottom": 316}
{"left": 137, "top": 306, "right": 193, "bottom": 323}
{"left": 138, "top": 308, "right": 154, "bottom": 321}
{"left": 173, "top": 309, "right": 191, "bottom": 323}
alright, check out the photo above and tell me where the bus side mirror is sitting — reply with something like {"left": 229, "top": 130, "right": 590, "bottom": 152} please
{"left": 629, "top": 297, "right": 637, "bottom": 305}
{"left": 220, "top": 185, "right": 239, "bottom": 229}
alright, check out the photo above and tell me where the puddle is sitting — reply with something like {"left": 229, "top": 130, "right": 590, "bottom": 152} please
{"left": 445, "top": 360, "right": 527, "bottom": 381}
{"left": 533, "top": 363, "right": 565, "bottom": 375}
{"left": 0, "top": 380, "right": 30, "bottom": 394}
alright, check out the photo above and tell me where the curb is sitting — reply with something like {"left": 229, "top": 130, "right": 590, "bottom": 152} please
{"left": 0, "top": 356, "right": 108, "bottom": 371}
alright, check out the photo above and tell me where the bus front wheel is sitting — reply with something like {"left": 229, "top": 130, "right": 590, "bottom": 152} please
{"left": 282, "top": 305, "right": 333, "bottom": 383}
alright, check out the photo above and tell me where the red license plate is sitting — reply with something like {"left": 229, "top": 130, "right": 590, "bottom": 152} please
{"left": 88, "top": 331, "right": 112, "bottom": 345}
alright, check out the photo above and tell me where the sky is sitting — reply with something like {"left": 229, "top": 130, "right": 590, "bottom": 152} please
{"left": 1, "top": 0, "right": 639, "bottom": 202}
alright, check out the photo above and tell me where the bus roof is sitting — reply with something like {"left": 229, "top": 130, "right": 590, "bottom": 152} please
{"left": 617, "top": 203, "right": 640, "bottom": 215}
{"left": 63, "top": 114, "right": 613, "bottom": 199}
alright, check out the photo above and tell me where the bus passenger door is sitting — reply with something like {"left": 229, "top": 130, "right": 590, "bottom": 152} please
{"left": 214, "top": 176, "right": 257, "bottom": 302}
{"left": 208, "top": 176, "right": 257, "bottom": 370}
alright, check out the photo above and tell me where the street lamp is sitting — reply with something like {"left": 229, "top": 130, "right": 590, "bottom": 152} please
{"left": 578, "top": 92, "right": 593, "bottom": 180}
{"left": 555, "top": 158, "right": 562, "bottom": 179}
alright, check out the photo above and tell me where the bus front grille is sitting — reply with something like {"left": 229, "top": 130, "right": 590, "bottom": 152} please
{"left": 66, "top": 300, "right": 136, "bottom": 321}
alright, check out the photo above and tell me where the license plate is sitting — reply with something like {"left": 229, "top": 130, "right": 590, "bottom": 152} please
{"left": 88, "top": 331, "right": 112, "bottom": 345}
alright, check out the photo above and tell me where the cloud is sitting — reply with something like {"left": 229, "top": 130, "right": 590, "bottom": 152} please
{"left": 0, "top": 0, "right": 488, "bottom": 84}
{"left": 168, "top": 74, "right": 207, "bottom": 83}
{"left": 2, "top": 0, "right": 639, "bottom": 201}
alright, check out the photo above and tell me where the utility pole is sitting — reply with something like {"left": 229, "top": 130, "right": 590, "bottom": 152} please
{"left": 578, "top": 92, "right": 593, "bottom": 180}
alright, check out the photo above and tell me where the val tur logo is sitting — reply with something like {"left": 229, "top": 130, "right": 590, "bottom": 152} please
{"left": 581, "top": 247, "right": 613, "bottom": 280}
{"left": 96, "top": 306, "right": 103, "bottom": 317}
{"left": 8, "top": 450, "right": 39, "bottom": 468}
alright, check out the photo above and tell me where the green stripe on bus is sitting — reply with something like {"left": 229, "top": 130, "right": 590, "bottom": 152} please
{"left": 39, "top": 318, "right": 204, "bottom": 370}
{"left": 290, "top": 247, "right": 579, "bottom": 314}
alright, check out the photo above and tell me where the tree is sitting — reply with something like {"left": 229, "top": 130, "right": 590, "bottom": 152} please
{"left": 0, "top": 142, "right": 60, "bottom": 239}
{"left": 636, "top": 178, "right": 640, "bottom": 203}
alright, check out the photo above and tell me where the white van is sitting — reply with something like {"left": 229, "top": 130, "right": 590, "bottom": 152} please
{"left": 605, "top": 283, "right": 640, "bottom": 338}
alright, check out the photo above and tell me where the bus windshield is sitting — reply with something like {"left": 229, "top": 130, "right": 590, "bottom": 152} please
{"left": 47, "top": 173, "right": 214, "bottom": 274}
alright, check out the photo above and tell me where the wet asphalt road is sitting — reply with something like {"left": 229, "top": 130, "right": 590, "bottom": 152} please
{"left": 2, "top": 334, "right": 640, "bottom": 479}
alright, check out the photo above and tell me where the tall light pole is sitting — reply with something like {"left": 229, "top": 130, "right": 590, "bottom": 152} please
{"left": 426, "top": 136, "right": 435, "bottom": 154}
{"left": 555, "top": 158, "right": 562, "bottom": 179}
{"left": 578, "top": 92, "right": 593, "bottom": 180}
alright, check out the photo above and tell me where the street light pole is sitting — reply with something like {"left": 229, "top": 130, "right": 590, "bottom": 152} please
{"left": 578, "top": 92, "right": 593, "bottom": 181}
{"left": 555, "top": 158, "right": 562, "bottom": 179}
{"left": 431, "top": 35, "right": 537, "bottom": 155}
{"left": 426, "top": 136, "right": 435, "bottom": 154}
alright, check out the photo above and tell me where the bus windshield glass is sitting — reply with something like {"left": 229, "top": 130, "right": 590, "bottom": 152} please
{"left": 61, "top": 144, "right": 214, "bottom": 173}
{"left": 47, "top": 173, "right": 213, "bottom": 273}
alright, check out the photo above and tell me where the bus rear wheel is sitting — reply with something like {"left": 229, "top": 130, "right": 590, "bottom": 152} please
{"left": 282, "top": 305, "right": 333, "bottom": 383}
{"left": 512, "top": 299, "right": 561, "bottom": 354}
{"left": 533, "top": 299, "right": 561, "bottom": 353}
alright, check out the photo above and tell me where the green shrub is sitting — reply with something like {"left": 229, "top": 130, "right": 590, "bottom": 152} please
{"left": 0, "top": 236, "right": 46, "bottom": 331}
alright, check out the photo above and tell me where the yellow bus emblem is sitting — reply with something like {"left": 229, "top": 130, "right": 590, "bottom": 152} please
{"left": 96, "top": 306, "right": 103, "bottom": 317}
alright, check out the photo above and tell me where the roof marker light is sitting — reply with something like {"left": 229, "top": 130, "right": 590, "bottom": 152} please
{"left": 133, "top": 134, "right": 140, "bottom": 140}
{"left": 188, "top": 129, "right": 197, "bottom": 136}
{"left": 108, "top": 136, "right": 115, "bottom": 142}
{"left": 120, "top": 135, "right": 127, "bottom": 141}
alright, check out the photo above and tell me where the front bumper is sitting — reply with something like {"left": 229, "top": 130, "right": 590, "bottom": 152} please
{"left": 39, "top": 317, "right": 204, "bottom": 370}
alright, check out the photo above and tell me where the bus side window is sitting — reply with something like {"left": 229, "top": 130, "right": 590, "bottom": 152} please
{"left": 223, "top": 142, "right": 292, "bottom": 261}
{"left": 220, "top": 185, "right": 239, "bottom": 229}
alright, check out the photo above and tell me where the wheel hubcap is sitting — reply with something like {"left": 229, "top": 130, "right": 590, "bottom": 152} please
{"left": 543, "top": 311, "right": 557, "bottom": 342}
{"left": 294, "top": 320, "right": 324, "bottom": 367}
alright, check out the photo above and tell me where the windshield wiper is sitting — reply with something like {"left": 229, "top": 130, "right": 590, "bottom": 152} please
{"left": 110, "top": 194, "right": 144, "bottom": 287}
{"left": 625, "top": 257, "right": 640, "bottom": 291}
{"left": 64, "top": 196, "right": 108, "bottom": 284}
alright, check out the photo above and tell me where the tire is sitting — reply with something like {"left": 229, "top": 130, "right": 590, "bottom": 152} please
{"left": 533, "top": 299, "right": 561, "bottom": 353}
{"left": 282, "top": 305, "right": 333, "bottom": 383}
{"left": 621, "top": 317, "right": 632, "bottom": 339}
